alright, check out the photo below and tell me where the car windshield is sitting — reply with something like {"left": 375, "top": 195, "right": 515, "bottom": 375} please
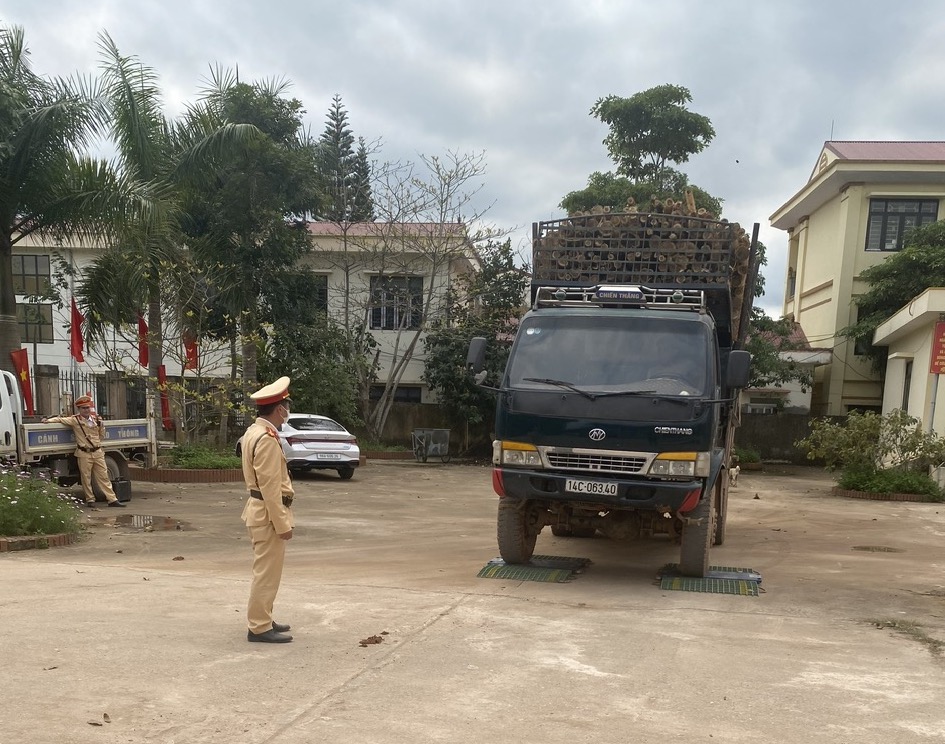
{"left": 288, "top": 417, "right": 346, "bottom": 432}
{"left": 506, "top": 314, "right": 710, "bottom": 396}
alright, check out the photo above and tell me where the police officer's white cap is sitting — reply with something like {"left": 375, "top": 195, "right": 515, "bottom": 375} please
{"left": 250, "top": 376, "right": 291, "bottom": 406}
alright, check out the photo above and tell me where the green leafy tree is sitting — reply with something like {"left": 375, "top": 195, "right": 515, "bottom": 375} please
{"left": 743, "top": 242, "right": 812, "bottom": 391}
{"left": 423, "top": 239, "right": 529, "bottom": 443}
{"left": 840, "top": 220, "right": 945, "bottom": 371}
{"left": 258, "top": 317, "right": 364, "bottom": 427}
{"left": 590, "top": 84, "right": 715, "bottom": 191}
{"left": 178, "top": 70, "right": 320, "bottom": 399}
{"left": 0, "top": 25, "right": 109, "bottom": 374}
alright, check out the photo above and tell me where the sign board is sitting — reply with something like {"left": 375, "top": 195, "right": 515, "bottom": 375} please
{"left": 930, "top": 322, "right": 945, "bottom": 374}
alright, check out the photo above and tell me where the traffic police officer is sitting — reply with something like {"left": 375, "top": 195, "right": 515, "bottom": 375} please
{"left": 241, "top": 376, "right": 295, "bottom": 643}
{"left": 41, "top": 395, "right": 125, "bottom": 508}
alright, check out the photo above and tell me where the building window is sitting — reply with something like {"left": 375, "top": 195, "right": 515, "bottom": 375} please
{"left": 787, "top": 267, "right": 796, "bottom": 300}
{"left": 16, "top": 303, "right": 53, "bottom": 343}
{"left": 852, "top": 306, "right": 869, "bottom": 356}
{"left": 902, "top": 360, "right": 913, "bottom": 412}
{"left": 865, "top": 199, "right": 938, "bottom": 252}
{"left": 369, "top": 276, "right": 423, "bottom": 330}
{"left": 370, "top": 384, "right": 422, "bottom": 403}
{"left": 12, "top": 254, "right": 51, "bottom": 296}
{"left": 311, "top": 274, "right": 328, "bottom": 313}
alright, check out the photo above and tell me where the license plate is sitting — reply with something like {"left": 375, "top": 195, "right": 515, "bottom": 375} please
{"left": 565, "top": 479, "right": 618, "bottom": 496}
{"left": 316, "top": 453, "right": 341, "bottom": 460}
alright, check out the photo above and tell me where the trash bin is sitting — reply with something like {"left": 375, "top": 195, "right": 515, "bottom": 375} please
{"left": 411, "top": 428, "right": 451, "bottom": 463}
{"left": 112, "top": 478, "right": 132, "bottom": 502}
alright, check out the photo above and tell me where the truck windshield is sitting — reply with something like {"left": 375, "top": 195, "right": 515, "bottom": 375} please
{"left": 507, "top": 315, "right": 711, "bottom": 396}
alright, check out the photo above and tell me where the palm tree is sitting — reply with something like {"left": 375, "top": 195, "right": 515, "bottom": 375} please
{"left": 0, "top": 24, "right": 109, "bottom": 374}
{"left": 78, "top": 34, "right": 260, "bottom": 413}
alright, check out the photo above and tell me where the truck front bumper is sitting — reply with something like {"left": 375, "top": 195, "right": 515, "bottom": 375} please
{"left": 494, "top": 467, "right": 704, "bottom": 513}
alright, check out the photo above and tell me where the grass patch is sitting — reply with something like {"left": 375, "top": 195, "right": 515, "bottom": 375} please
{"left": 867, "top": 618, "right": 944, "bottom": 658}
{"left": 0, "top": 466, "right": 83, "bottom": 537}
{"left": 359, "top": 441, "right": 410, "bottom": 452}
{"left": 167, "top": 444, "right": 242, "bottom": 469}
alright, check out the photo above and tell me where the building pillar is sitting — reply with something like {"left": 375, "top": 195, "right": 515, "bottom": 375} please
{"left": 34, "top": 364, "right": 60, "bottom": 416}
{"left": 105, "top": 371, "right": 127, "bottom": 420}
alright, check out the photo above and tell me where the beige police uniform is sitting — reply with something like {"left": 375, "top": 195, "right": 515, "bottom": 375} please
{"left": 44, "top": 413, "right": 119, "bottom": 505}
{"left": 241, "top": 416, "right": 295, "bottom": 634}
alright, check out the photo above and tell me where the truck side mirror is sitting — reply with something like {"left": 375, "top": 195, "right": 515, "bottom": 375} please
{"left": 726, "top": 350, "right": 751, "bottom": 389}
{"left": 466, "top": 337, "right": 487, "bottom": 374}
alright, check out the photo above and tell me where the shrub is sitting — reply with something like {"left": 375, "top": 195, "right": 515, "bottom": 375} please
{"left": 0, "top": 466, "right": 83, "bottom": 537}
{"left": 796, "top": 409, "right": 945, "bottom": 472}
{"left": 168, "top": 444, "right": 241, "bottom": 469}
{"left": 838, "top": 466, "right": 943, "bottom": 500}
{"left": 733, "top": 446, "right": 761, "bottom": 464}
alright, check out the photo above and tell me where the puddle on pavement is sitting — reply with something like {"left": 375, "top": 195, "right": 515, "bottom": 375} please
{"left": 89, "top": 514, "right": 192, "bottom": 531}
{"left": 851, "top": 545, "right": 904, "bottom": 553}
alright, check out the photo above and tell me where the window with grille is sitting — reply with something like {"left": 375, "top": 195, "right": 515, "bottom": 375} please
{"left": 865, "top": 199, "right": 938, "bottom": 252}
{"left": 311, "top": 274, "right": 328, "bottom": 313}
{"left": 369, "top": 276, "right": 423, "bottom": 330}
{"left": 902, "top": 360, "right": 913, "bottom": 412}
{"left": 16, "top": 303, "right": 53, "bottom": 343}
{"left": 13, "top": 254, "right": 51, "bottom": 295}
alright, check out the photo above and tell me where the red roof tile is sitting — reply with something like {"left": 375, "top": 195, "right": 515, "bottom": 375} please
{"left": 824, "top": 141, "right": 945, "bottom": 162}
{"left": 305, "top": 222, "right": 465, "bottom": 237}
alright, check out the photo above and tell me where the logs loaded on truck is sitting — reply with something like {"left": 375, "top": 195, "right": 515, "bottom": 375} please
{"left": 0, "top": 370, "right": 156, "bottom": 502}
{"left": 467, "top": 198, "right": 759, "bottom": 577}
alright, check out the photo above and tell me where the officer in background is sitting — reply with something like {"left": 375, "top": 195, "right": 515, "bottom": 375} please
{"left": 41, "top": 395, "right": 125, "bottom": 508}
{"left": 241, "top": 376, "right": 295, "bottom": 643}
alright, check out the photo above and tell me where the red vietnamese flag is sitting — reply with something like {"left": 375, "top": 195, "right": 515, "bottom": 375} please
{"left": 10, "top": 349, "right": 34, "bottom": 415}
{"left": 183, "top": 332, "right": 198, "bottom": 370}
{"left": 70, "top": 297, "right": 85, "bottom": 363}
{"left": 157, "top": 364, "right": 174, "bottom": 430}
{"left": 137, "top": 313, "right": 149, "bottom": 367}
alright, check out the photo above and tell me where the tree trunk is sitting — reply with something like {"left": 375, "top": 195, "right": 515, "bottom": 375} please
{"left": 146, "top": 260, "right": 164, "bottom": 435}
{"left": 0, "top": 232, "right": 21, "bottom": 375}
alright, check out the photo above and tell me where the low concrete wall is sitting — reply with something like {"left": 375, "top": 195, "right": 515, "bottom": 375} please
{"left": 735, "top": 413, "right": 817, "bottom": 464}
{"left": 832, "top": 486, "right": 938, "bottom": 503}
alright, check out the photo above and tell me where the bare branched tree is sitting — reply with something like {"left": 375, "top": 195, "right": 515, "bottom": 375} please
{"left": 315, "top": 150, "right": 501, "bottom": 439}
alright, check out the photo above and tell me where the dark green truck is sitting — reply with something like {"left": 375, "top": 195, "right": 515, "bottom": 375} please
{"left": 468, "top": 209, "right": 759, "bottom": 576}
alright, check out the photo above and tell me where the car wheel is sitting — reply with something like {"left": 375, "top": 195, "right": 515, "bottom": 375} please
{"left": 337, "top": 466, "right": 355, "bottom": 480}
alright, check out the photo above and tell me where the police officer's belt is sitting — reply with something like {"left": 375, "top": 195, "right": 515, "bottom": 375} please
{"left": 77, "top": 445, "right": 101, "bottom": 453}
{"left": 249, "top": 490, "right": 293, "bottom": 507}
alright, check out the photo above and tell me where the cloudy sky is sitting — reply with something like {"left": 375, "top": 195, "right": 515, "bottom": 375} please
{"left": 7, "top": 0, "right": 945, "bottom": 315}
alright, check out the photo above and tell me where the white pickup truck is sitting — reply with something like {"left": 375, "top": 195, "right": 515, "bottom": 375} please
{"left": 0, "top": 369, "right": 157, "bottom": 501}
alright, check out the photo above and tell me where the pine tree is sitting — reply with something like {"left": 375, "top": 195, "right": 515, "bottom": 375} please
{"left": 317, "top": 95, "right": 373, "bottom": 221}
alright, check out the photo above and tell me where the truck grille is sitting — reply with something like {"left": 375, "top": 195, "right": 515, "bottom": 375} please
{"left": 546, "top": 450, "right": 648, "bottom": 474}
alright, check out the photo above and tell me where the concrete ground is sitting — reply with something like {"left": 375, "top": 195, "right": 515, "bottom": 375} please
{"left": 1, "top": 462, "right": 944, "bottom": 743}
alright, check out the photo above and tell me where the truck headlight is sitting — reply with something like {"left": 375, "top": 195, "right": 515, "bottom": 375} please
{"left": 494, "top": 441, "right": 543, "bottom": 468}
{"left": 648, "top": 452, "right": 710, "bottom": 478}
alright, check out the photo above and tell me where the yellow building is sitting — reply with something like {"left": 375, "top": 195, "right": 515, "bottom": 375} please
{"left": 770, "top": 141, "right": 945, "bottom": 415}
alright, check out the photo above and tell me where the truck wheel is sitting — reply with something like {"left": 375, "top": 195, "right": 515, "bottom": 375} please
{"left": 679, "top": 495, "right": 714, "bottom": 577}
{"left": 92, "top": 455, "right": 123, "bottom": 502}
{"left": 497, "top": 500, "right": 539, "bottom": 564}
{"left": 571, "top": 527, "right": 597, "bottom": 538}
{"left": 551, "top": 524, "right": 573, "bottom": 537}
{"left": 713, "top": 477, "right": 728, "bottom": 546}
